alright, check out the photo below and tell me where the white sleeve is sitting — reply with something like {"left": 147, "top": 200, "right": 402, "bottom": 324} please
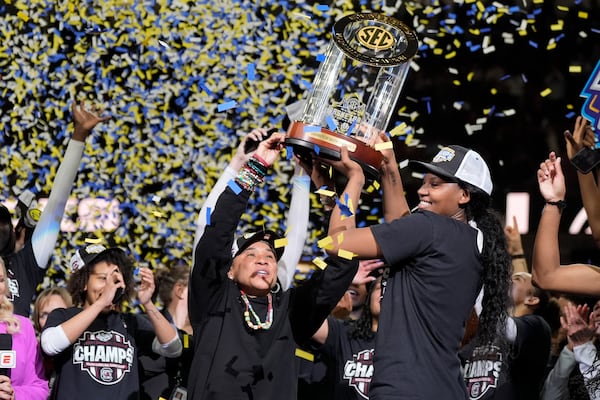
{"left": 277, "top": 172, "right": 310, "bottom": 289}
{"left": 473, "top": 288, "right": 517, "bottom": 343}
{"left": 40, "top": 325, "right": 72, "bottom": 356}
{"left": 31, "top": 140, "right": 84, "bottom": 269}
{"left": 540, "top": 346, "right": 577, "bottom": 400}
{"left": 191, "top": 165, "right": 238, "bottom": 266}
{"left": 151, "top": 334, "right": 182, "bottom": 358}
{"left": 574, "top": 341, "right": 600, "bottom": 381}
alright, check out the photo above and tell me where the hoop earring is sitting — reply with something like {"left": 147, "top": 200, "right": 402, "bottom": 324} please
{"left": 271, "top": 282, "right": 281, "bottom": 294}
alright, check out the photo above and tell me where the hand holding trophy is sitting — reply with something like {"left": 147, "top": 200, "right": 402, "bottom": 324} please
{"left": 285, "top": 13, "right": 419, "bottom": 179}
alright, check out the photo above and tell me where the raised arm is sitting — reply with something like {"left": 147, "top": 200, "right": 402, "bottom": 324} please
{"left": 31, "top": 100, "right": 110, "bottom": 268}
{"left": 505, "top": 216, "right": 528, "bottom": 274}
{"left": 531, "top": 152, "right": 600, "bottom": 295}
{"left": 324, "top": 147, "right": 381, "bottom": 259}
{"left": 375, "top": 132, "right": 410, "bottom": 222}
{"left": 192, "top": 129, "right": 268, "bottom": 256}
{"left": 565, "top": 116, "right": 600, "bottom": 247}
{"left": 278, "top": 163, "right": 310, "bottom": 289}
{"left": 190, "top": 133, "right": 285, "bottom": 323}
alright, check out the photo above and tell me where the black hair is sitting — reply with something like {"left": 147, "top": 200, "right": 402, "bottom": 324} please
{"left": 0, "top": 221, "right": 15, "bottom": 257}
{"left": 347, "top": 278, "right": 379, "bottom": 341}
{"left": 67, "top": 248, "right": 135, "bottom": 308}
{"left": 460, "top": 182, "right": 512, "bottom": 351}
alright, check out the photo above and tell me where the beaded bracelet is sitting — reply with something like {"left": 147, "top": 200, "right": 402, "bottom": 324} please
{"left": 236, "top": 155, "right": 268, "bottom": 191}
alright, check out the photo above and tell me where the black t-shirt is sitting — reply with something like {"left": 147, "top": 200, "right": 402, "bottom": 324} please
{"left": 318, "top": 317, "right": 376, "bottom": 400}
{"left": 138, "top": 310, "right": 194, "bottom": 400}
{"left": 462, "top": 315, "right": 552, "bottom": 400}
{"left": 4, "top": 241, "right": 45, "bottom": 316}
{"left": 45, "top": 307, "right": 157, "bottom": 400}
{"left": 370, "top": 211, "right": 483, "bottom": 400}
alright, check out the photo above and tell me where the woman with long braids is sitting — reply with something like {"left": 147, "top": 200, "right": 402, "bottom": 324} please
{"left": 323, "top": 142, "right": 512, "bottom": 400}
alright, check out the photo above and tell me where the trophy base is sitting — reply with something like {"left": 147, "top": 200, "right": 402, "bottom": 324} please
{"left": 285, "top": 121, "right": 382, "bottom": 179}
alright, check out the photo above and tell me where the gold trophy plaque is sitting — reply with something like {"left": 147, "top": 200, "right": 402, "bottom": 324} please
{"left": 286, "top": 13, "right": 418, "bottom": 178}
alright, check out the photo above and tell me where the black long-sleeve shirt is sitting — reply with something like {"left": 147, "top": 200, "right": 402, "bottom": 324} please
{"left": 187, "top": 186, "right": 358, "bottom": 400}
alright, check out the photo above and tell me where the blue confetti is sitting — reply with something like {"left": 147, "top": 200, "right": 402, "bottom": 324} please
{"left": 316, "top": 54, "right": 326, "bottom": 62}
{"left": 304, "top": 125, "right": 321, "bottom": 133}
{"left": 218, "top": 100, "right": 238, "bottom": 112}
{"left": 316, "top": 4, "right": 329, "bottom": 11}
{"left": 228, "top": 179, "right": 242, "bottom": 194}
{"left": 206, "top": 207, "right": 211, "bottom": 225}
{"left": 325, "top": 115, "right": 337, "bottom": 131}
{"left": 347, "top": 118, "right": 357, "bottom": 135}
{"left": 247, "top": 63, "right": 256, "bottom": 81}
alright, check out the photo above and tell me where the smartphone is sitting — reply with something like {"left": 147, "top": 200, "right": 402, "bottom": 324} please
{"left": 112, "top": 287, "right": 124, "bottom": 305}
{"left": 570, "top": 147, "right": 600, "bottom": 174}
{"left": 243, "top": 128, "right": 278, "bottom": 154}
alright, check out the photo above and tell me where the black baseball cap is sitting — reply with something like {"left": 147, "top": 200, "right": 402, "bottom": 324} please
{"left": 70, "top": 244, "right": 126, "bottom": 272}
{"left": 234, "top": 230, "right": 285, "bottom": 261}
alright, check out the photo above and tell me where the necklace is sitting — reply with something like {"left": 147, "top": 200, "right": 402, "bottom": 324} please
{"left": 240, "top": 290, "right": 273, "bottom": 330}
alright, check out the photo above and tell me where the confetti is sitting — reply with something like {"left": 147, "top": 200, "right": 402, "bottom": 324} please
{"left": 0, "top": 0, "right": 594, "bottom": 301}
{"left": 295, "top": 348, "right": 315, "bottom": 361}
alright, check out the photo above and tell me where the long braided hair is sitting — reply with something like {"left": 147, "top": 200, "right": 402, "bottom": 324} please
{"left": 460, "top": 182, "right": 512, "bottom": 350}
{"left": 347, "top": 278, "right": 379, "bottom": 341}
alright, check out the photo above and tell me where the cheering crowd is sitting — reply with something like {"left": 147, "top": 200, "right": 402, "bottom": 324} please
{"left": 1, "top": 101, "right": 600, "bottom": 400}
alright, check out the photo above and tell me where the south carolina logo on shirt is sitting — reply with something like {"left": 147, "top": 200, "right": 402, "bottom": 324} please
{"left": 343, "top": 348, "right": 374, "bottom": 399}
{"left": 463, "top": 345, "right": 502, "bottom": 400}
{"left": 73, "top": 330, "right": 134, "bottom": 385}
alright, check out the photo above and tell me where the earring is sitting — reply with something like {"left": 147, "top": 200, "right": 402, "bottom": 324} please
{"left": 271, "top": 282, "right": 281, "bottom": 294}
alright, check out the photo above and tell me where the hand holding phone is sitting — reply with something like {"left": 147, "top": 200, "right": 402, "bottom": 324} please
{"left": 244, "top": 128, "right": 278, "bottom": 154}
{"left": 570, "top": 147, "right": 600, "bottom": 174}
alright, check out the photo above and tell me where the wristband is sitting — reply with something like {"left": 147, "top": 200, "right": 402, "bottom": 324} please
{"left": 511, "top": 254, "right": 525, "bottom": 260}
{"left": 545, "top": 200, "right": 566, "bottom": 212}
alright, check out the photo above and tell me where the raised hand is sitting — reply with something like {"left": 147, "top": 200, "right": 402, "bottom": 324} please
{"left": 254, "top": 132, "right": 285, "bottom": 167}
{"left": 326, "top": 145, "right": 365, "bottom": 183}
{"left": 537, "top": 152, "right": 566, "bottom": 202}
{"left": 231, "top": 128, "right": 271, "bottom": 170}
{"left": 561, "top": 302, "right": 594, "bottom": 349}
{"left": 352, "top": 259, "right": 384, "bottom": 285}
{"left": 504, "top": 216, "right": 524, "bottom": 256}
{"left": 136, "top": 267, "right": 156, "bottom": 306}
{"left": 72, "top": 99, "right": 111, "bottom": 141}
{"left": 564, "top": 115, "right": 596, "bottom": 160}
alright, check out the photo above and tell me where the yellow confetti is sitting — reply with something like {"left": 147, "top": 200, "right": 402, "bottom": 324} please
{"left": 578, "top": 11, "right": 588, "bottom": 19}
{"left": 312, "top": 257, "right": 328, "bottom": 270}
{"left": 337, "top": 249, "right": 355, "bottom": 260}
{"left": 315, "top": 188, "right": 336, "bottom": 197}
{"left": 389, "top": 122, "right": 407, "bottom": 137}
{"left": 375, "top": 141, "right": 393, "bottom": 151}
{"left": 318, "top": 236, "right": 334, "bottom": 250}
{"left": 274, "top": 238, "right": 288, "bottom": 249}
{"left": 295, "top": 348, "right": 315, "bottom": 362}
{"left": 540, "top": 88, "right": 552, "bottom": 97}
{"left": 569, "top": 65, "right": 582, "bottom": 73}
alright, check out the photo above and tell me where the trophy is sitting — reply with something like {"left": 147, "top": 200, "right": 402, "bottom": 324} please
{"left": 286, "top": 13, "right": 418, "bottom": 178}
